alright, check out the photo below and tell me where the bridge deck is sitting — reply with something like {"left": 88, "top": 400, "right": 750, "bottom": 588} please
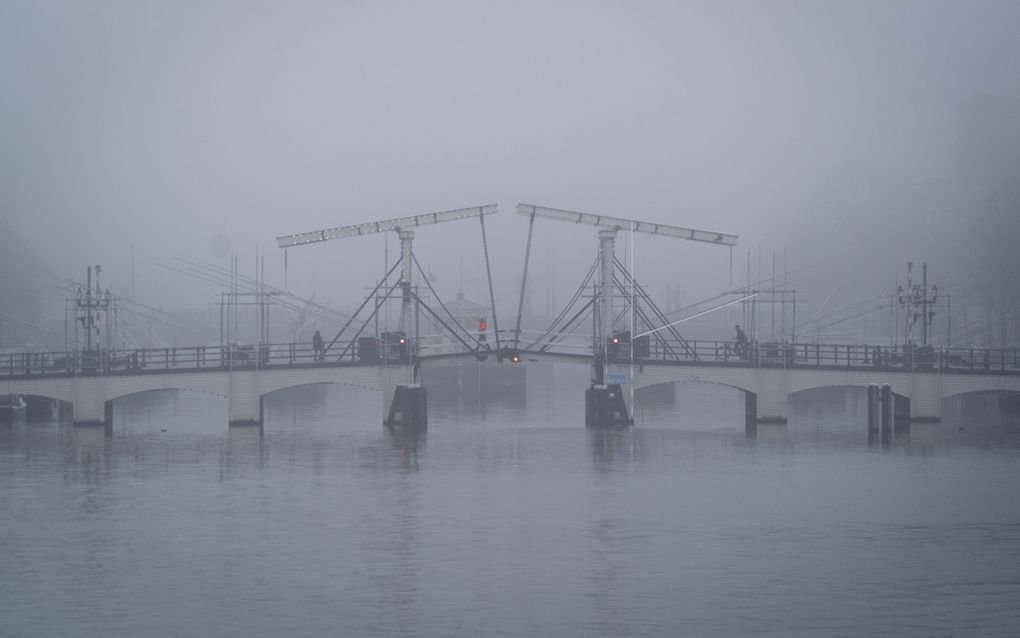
{"left": 2, "top": 340, "right": 1018, "bottom": 383}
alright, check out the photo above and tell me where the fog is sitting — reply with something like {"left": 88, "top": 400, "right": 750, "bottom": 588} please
{"left": 3, "top": 0, "right": 1020, "bottom": 341}
{"left": 5, "top": 6, "right": 1020, "bottom": 636}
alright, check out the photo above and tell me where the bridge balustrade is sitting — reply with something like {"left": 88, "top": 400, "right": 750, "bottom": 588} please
{"left": 0, "top": 339, "right": 1017, "bottom": 379}
{"left": 600, "top": 338, "right": 1019, "bottom": 374}
{"left": 0, "top": 340, "right": 371, "bottom": 378}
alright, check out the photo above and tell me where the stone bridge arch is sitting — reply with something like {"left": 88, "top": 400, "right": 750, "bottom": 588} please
{"left": 630, "top": 364, "right": 774, "bottom": 428}
{"left": 942, "top": 388, "right": 1020, "bottom": 423}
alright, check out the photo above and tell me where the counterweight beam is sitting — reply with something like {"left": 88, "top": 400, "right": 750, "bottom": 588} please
{"left": 277, "top": 205, "right": 497, "bottom": 248}
{"left": 515, "top": 203, "right": 737, "bottom": 246}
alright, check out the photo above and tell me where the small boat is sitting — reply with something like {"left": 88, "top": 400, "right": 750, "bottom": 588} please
{"left": 0, "top": 394, "right": 27, "bottom": 422}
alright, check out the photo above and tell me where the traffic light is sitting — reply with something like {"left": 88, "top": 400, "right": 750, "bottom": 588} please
{"left": 499, "top": 347, "right": 521, "bottom": 363}
{"left": 607, "top": 330, "right": 630, "bottom": 362}
{"left": 381, "top": 331, "right": 409, "bottom": 363}
{"left": 478, "top": 317, "right": 487, "bottom": 342}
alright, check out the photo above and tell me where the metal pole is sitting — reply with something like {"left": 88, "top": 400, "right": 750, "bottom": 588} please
{"left": 384, "top": 233, "right": 389, "bottom": 331}
{"left": 771, "top": 251, "right": 776, "bottom": 339}
{"left": 906, "top": 261, "right": 913, "bottom": 347}
{"left": 413, "top": 285, "right": 419, "bottom": 384}
{"left": 598, "top": 229, "right": 617, "bottom": 386}
{"left": 630, "top": 222, "right": 635, "bottom": 417}
{"left": 398, "top": 229, "right": 414, "bottom": 332}
{"left": 85, "top": 266, "right": 92, "bottom": 351}
{"left": 514, "top": 211, "right": 536, "bottom": 350}
{"left": 324, "top": 258, "right": 402, "bottom": 354}
{"left": 922, "top": 262, "right": 928, "bottom": 346}
{"left": 791, "top": 290, "right": 797, "bottom": 345}
{"left": 478, "top": 212, "right": 502, "bottom": 355}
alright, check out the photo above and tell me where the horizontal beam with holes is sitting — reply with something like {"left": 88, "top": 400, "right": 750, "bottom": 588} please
{"left": 516, "top": 203, "right": 737, "bottom": 246}
{"left": 277, "top": 204, "right": 498, "bottom": 248}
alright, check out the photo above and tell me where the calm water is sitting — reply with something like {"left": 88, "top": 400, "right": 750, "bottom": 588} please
{"left": 3, "top": 365, "right": 1020, "bottom": 637}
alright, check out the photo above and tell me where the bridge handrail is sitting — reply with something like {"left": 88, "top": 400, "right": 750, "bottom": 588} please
{"left": 605, "top": 338, "right": 1020, "bottom": 374}
{"left": 1, "top": 339, "right": 1017, "bottom": 379}
{"left": 0, "top": 341, "right": 362, "bottom": 378}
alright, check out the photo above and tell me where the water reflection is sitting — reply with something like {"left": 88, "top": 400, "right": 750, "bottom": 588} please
{"left": 223, "top": 423, "right": 268, "bottom": 476}
{"left": 587, "top": 427, "right": 634, "bottom": 473}
{"left": 384, "top": 424, "right": 426, "bottom": 473}
{"left": 3, "top": 377, "right": 1020, "bottom": 637}
{"left": 67, "top": 424, "right": 114, "bottom": 485}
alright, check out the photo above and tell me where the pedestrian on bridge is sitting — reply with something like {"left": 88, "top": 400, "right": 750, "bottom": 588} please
{"left": 735, "top": 324, "right": 748, "bottom": 358}
{"left": 312, "top": 330, "right": 324, "bottom": 363}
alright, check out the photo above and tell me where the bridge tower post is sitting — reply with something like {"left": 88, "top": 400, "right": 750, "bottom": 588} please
{"left": 389, "top": 228, "right": 426, "bottom": 427}
{"left": 586, "top": 228, "right": 632, "bottom": 427}
{"left": 398, "top": 229, "right": 415, "bottom": 336}
{"left": 597, "top": 228, "right": 616, "bottom": 357}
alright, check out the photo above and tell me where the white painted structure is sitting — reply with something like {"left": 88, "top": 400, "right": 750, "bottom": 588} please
{"left": 624, "top": 362, "right": 1020, "bottom": 422}
{"left": 518, "top": 351, "right": 1019, "bottom": 424}
{"left": 2, "top": 355, "right": 1017, "bottom": 426}
{"left": 1, "top": 365, "right": 409, "bottom": 425}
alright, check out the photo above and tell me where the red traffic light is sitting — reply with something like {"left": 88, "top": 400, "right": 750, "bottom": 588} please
{"left": 478, "top": 319, "right": 487, "bottom": 331}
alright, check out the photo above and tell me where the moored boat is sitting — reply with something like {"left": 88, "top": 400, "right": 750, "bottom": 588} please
{"left": 0, "top": 394, "right": 27, "bottom": 422}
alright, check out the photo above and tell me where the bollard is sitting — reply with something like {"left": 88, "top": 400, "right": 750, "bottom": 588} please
{"left": 868, "top": 384, "right": 880, "bottom": 434}
{"left": 881, "top": 383, "right": 893, "bottom": 441}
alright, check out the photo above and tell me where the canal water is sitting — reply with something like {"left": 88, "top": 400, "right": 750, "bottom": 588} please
{"left": 2, "top": 364, "right": 1020, "bottom": 637}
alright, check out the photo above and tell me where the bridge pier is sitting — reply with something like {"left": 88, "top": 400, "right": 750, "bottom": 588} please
{"left": 743, "top": 390, "right": 788, "bottom": 435}
{"left": 228, "top": 395, "right": 264, "bottom": 426}
{"left": 585, "top": 384, "right": 632, "bottom": 427}
{"left": 385, "top": 385, "right": 427, "bottom": 428}
{"left": 908, "top": 373, "right": 940, "bottom": 423}
{"left": 71, "top": 377, "right": 108, "bottom": 426}
{"left": 751, "top": 374, "right": 788, "bottom": 425}
{"left": 228, "top": 372, "right": 263, "bottom": 425}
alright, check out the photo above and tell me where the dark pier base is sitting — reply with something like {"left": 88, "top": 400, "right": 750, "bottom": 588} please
{"left": 585, "top": 384, "right": 632, "bottom": 427}
{"left": 386, "top": 385, "right": 428, "bottom": 428}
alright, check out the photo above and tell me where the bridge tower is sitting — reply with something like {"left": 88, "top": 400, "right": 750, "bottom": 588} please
{"left": 277, "top": 205, "right": 499, "bottom": 428}
{"left": 515, "top": 204, "right": 738, "bottom": 426}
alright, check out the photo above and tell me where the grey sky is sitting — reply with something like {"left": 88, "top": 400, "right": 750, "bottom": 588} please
{"left": 3, "top": 0, "right": 1019, "bottom": 308}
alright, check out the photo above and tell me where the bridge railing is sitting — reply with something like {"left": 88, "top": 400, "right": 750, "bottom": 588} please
{"left": 0, "top": 340, "right": 395, "bottom": 378}
{"left": 613, "top": 339, "right": 1020, "bottom": 374}
{"left": 2, "top": 339, "right": 1018, "bottom": 379}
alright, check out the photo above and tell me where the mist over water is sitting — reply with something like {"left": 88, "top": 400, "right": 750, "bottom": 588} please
{"left": 3, "top": 371, "right": 1020, "bottom": 637}
{"left": 3, "top": 2, "right": 1020, "bottom": 636}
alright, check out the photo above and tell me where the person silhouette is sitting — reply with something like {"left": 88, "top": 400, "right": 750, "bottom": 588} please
{"left": 734, "top": 324, "right": 748, "bottom": 357}
{"left": 312, "top": 330, "right": 324, "bottom": 362}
